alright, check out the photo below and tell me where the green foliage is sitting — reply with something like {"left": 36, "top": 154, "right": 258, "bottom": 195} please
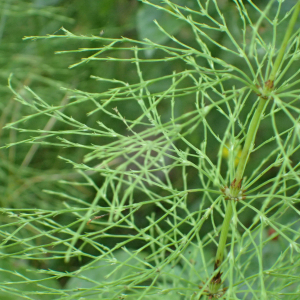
{"left": 1, "top": 0, "right": 300, "bottom": 299}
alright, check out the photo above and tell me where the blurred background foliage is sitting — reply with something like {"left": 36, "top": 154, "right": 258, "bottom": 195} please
{"left": 0, "top": 0, "right": 299, "bottom": 298}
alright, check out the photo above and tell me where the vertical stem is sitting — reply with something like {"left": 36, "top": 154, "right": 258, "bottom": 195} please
{"left": 208, "top": 2, "right": 300, "bottom": 297}
{"left": 209, "top": 98, "right": 268, "bottom": 294}
{"left": 233, "top": 1, "right": 300, "bottom": 190}
{"left": 214, "top": 202, "right": 233, "bottom": 266}
{"left": 268, "top": 1, "right": 300, "bottom": 84}
{"left": 232, "top": 99, "right": 268, "bottom": 191}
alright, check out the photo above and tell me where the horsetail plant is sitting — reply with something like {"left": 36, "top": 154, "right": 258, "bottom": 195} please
{"left": 1, "top": 0, "right": 300, "bottom": 299}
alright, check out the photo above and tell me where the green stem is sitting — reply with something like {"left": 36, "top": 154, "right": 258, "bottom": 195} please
{"left": 209, "top": 2, "right": 300, "bottom": 296}
{"left": 232, "top": 98, "right": 268, "bottom": 190}
{"left": 208, "top": 203, "right": 234, "bottom": 295}
{"left": 268, "top": 1, "right": 300, "bottom": 84}
{"left": 213, "top": 201, "right": 233, "bottom": 270}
